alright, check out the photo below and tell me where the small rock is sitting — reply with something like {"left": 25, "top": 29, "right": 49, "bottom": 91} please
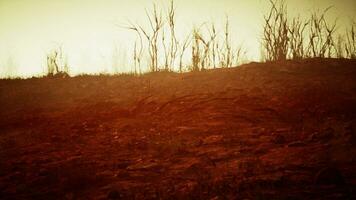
{"left": 203, "top": 135, "right": 223, "bottom": 145}
{"left": 314, "top": 167, "right": 345, "bottom": 186}
{"left": 107, "top": 189, "right": 121, "bottom": 199}
{"left": 210, "top": 196, "right": 220, "bottom": 200}
{"left": 275, "top": 128, "right": 290, "bottom": 133}
{"left": 96, "top": 170, "right": 114, "bottom": 177}
{"left": 272, "top": 134, "right": 286, "bottom": 144}
{"left": 307, "top": 132, "right": 316, "bottom": 142}
{"left": 287, "top": 141, "right": 306, "bottom": 147}
{"left": 308, "top": 128, "right": 335, "bottom": 142}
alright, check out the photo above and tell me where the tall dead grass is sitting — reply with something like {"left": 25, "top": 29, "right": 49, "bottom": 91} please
{"left": 123, "top": 1, "right": 244, "bottom": 73}
{"left": 262, "top": 0, "right": 289, "bottom": 61}
{"left": 288, "top": 16, "right": 308, "bottom": 59}
{"left": 40, "top": 0, "right": 355, "bottom": 77}
{"left": 46, "top": 46, "right": 69, "bottom": 76}
{"left": 345, "top": 21, "right": 356, "bottom": 59}
{"left": 261, "top": 0, "right": 348, "bottom": 61}
{"left": 307, "top": 7, "right": 337, "bottom": 58}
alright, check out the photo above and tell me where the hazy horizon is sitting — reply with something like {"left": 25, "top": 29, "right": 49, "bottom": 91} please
{"left": 0, "top": 0, "right": 355, "bottom": 78}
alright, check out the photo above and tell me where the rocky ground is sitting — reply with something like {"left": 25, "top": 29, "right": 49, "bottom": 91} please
{"left": 0, "top": 58, "right": 356, "bottom": 199}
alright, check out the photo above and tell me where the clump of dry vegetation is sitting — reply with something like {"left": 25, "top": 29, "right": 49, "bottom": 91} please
{"left": 220, "top": 17, "right": 234, "bottom": 68}
{"left": 123, "top": 0, "right": 245, "bottom": 73}
{"left": 179, "top": 35, "right": 191, "bottom": 72}
{"left": 124, "top": 3, "right": 164, "bottom": 73}
{"left": 262, "top": 0, "right": 289, "bottom": 61}
{"left": 261, "top": 0, "right": 351, "bottom": 61}
{"left": 140, "top": 4, "right": 164, "bottom": 73}
{"left": 120, "top": 0, "right": 355, "bottom": 73}
{"left": 46, "top": 46, "right": 69, "bottom": 77}
{"left": 191, "top": 26, "right": 202, "bottom": 72}
{"left": 37, "top": 0, "right": 355, "bottom": 77}
{"left": 166, "top": 1, "right": 179, "bottom": 71}
{"left": 345, "top": 21, "right": 356, "bottom": 59}
{"left": 288, "top": 16, "right": 309, "bottom": 59}
{"left": 307, "top": 7, "right": 337, "bottom": 58}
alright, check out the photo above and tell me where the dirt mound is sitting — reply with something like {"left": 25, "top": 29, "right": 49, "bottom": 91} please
{"left": 0, "top": 58, "right": 356, "bottom": 199}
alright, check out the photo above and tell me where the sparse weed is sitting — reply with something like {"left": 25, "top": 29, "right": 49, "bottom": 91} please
{"left": 288, "top": 16, "right": 309, "bottom": 59}
{"left": 345, "top": 21, "right": 356, "bottom": 59}
{"left": 262, "top": 0, "right": 289, "bottom": 61}
{"left": 46, "top": 46, "right": 69, "bottom": 77}
{"left": 122, "top": 1, "right": 244, "bottom": 73}
{"left": 307, "top": 7, "right": 337, "bottom": 58}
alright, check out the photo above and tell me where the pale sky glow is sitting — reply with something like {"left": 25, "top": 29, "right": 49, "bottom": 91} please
{"left": 0, "top": 0, "right": 355, "bottom": 78}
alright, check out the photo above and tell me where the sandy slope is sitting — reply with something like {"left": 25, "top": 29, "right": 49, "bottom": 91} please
{"left": 0, "top": 58, "right": 356, "bottom": 199}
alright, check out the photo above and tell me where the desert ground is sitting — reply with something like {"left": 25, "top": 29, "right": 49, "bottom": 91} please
{"left": 0, "top": 58, "right": 356, "bottom": 199}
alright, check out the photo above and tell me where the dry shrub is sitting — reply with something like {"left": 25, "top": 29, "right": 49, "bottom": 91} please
{"left": 142, "top": 4, "right": 164, "bottom": 72}
{"left": 46, "top": 46, "right": 69, "bottom": 76}
{"left": 188, "top": 17, "right": 243, "bottom": 71}
{"left": 261, "top": 0, "right": 343, "bottom": 61}
{"left": 209, "top": 23, "right": 218, "bottom": 68}
{"left": 221, "top": 16, "right": 233, "bottom": 67}
{"left": 334, "top": 35, "right": 344, "bottom": 58}
{"left": 123, "top": 1, "right": 244, "bottom": 73}
{"left": 125, "top": 1, "right": 179, "bottom": 73}
{"left": 121, "top": 22, "right": 144, "bottom": 75}
{"left": 345, "top": 21, "right": 356, "bottom": 59}
{"left": 191, "top": 26, "right": 202, "bottom": 71}
{"left": 167, "top": 0, "right": 179, "bottom": 71}
{"left": 124, "top": 4, "right": 164, "bottom": 72}
{"left": 161, "top": 0, "right": 178, "bottom": 72}
{"left": 133, "top": 40, "right": 143, "bottom": 75}
{"left": 307, "top": 7, "right": 337, "bottom": 58}
{"left": 179, "top": 35, "right": 191, "bottom": 72}
{"left": 190, "top": 24, "right": 219, "bottom": 71}
{"left": 262, "top": 0, "right": 289, "bottom": 61}
{"left": 288, "top": 16, "right": 309, "bottom": 59}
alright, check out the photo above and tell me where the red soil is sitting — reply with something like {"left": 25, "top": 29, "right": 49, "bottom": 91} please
{"left": 0, "top": 58, "right": 356, "bottom": 199}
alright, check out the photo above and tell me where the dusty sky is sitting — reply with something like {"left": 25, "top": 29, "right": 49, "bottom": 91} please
{"left": 0, "top": 0, "right": 355, "bottom": 77}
